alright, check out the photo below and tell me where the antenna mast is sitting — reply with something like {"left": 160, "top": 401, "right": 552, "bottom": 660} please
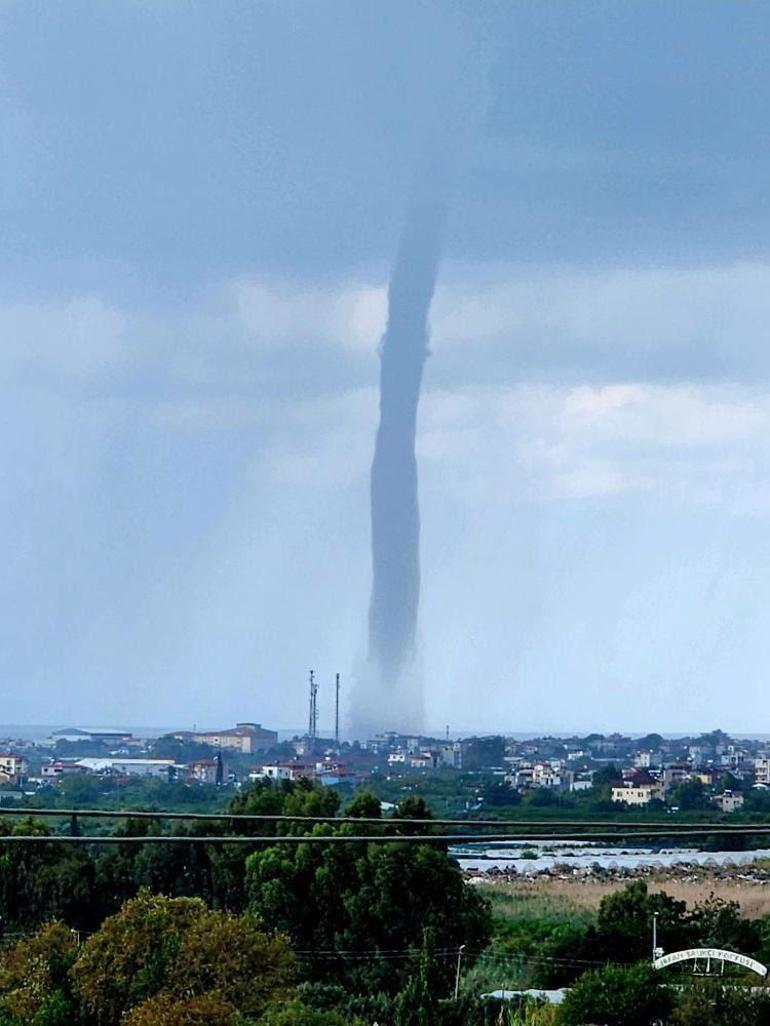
{"left": 308, "top": 669, "right": 318, "bottom": 741}
{"left": 335, "top": 673, "right": 340, "bottom": 745}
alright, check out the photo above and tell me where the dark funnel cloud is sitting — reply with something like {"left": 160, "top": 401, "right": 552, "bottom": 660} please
{"left": 360, "top": 157, "right": 449, "bottom": 730}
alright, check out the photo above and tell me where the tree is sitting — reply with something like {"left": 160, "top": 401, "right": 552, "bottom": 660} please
{"left": 0, "top": 818, "right": 98, "bottom": 932}
{"left": 0, "top": 922, "right": 78, "bottom": 1025}
{"left": 170, "top": 909, "right": 294, "bottom": 1017}
{"left": 345, "top": 791, "right": 382, "bottom": 819}
{"left": 461, "top": 737, "right": 505, "bottom": 771}
{"left": 508, "top": 1002, "right": 558, "bottom": 1026}
{"left": 718, "top": 771, "right": 742, "bottom": 793}
{"left": 71, "top": 891, "right": 294, "bottom": 1025}
{"left": 585, "top": 880, "right": 692, "bottom": 962}
{"left": 255, "top": 1001, "right": 367, "bottom": 1026}
{"left": 71, "top": 892, "right": 206, "bottom": 1024}
{"left": 671, "top": 981, "right": 770, "bottom": 1026}
{"left": 397, "top": 795, "right": 432, "bottom": 820}
{"left": 591, "top": 764, "right": 623, "bottom": 791}
{"left": 121, "top": 992, "right": 238, "bottom": 1026}
{"left": 393, "top": 929, "right": 443, "bottom": 1026}
{"left": 228, "top": 778, "right": 340, "bottom": 837}
{"left": 670, "top": 778, "right": 708, "bottom": 811}
{"left": 559, "top": 963, "right": 671, "bottom": 1026}
{"left": 246, "top": 831, "right": 491, "bottom": 994}
{"left": 688, "top": 894, "right": 760, "bottom": 953}
{"left": 227, "top": 779, "right": 293, "bottom": 836}
{"left": 395, "top": 795, "right": 435, "bottom": 835}
{"left": 149, "top": 736, "right": 221, "bottom": 763}
{"left": 478, "top": 779, "right": 522, "bottom": 809}
{"left": 202, "top": 778, "right": 343, "bottom": 913}
{"left": 281, "top": 778, "right": 341, "bottom": 825}
{"left": 636, "top": 734, "right": 664, "bottom": 751}
{"left": 525, "top": 788, "right": 559, "bottom": 808}
{"left": 292, "top": 981, "right": 397, "bottom": 1024}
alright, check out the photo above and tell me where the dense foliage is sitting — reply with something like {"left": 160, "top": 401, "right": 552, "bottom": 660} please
{"left": 483, "top": 878, "right": 770, "bottom": 993}
{"left": 559, "top": 963, "right": 672, "bottom": 1026}
{"left": 4, "top": 779, "right": 770, "bottom": 1024}
{"left": 71, "top": 892, "right": 294, "bottom": 1024}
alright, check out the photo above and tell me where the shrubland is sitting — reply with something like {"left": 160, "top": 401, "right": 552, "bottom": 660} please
{"left": 1, "top": 780, "right": 770, "bottom": 1024}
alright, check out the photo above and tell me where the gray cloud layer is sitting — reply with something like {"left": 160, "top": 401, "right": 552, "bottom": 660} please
{"left": 4, "top": 263, "right": 770, "bottom": 731}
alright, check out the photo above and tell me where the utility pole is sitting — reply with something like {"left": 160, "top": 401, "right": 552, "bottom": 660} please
{"left": 335, "top": 673, "right": 340, "bottom": 746}
{"left": 454, "top": 944, "right": 466, "bottom": 1000}
{"left": 652, "top": 912, "right": 659, "bottom": 961}
{"left": 308, "top": 669, "right": 318, "bottom": 741}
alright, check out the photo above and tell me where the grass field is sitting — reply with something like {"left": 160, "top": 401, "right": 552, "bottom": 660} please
{"left": 478, "top": 873, "right": 770, "bottom": 920}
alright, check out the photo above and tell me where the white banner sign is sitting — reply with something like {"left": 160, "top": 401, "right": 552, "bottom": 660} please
{"left": 653, "top": 948, "right": 767, "bottom": 977}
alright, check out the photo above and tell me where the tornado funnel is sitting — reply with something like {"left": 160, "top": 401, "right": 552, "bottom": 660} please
{"left": 360, "top": 161, "right": 448, "bottom": 732}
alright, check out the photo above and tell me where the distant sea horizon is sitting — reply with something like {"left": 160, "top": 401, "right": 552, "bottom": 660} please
{"left": 1, "top": 724, "right": 770, "bottom": 744}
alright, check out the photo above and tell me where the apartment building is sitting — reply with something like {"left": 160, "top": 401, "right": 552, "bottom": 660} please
{"left": 175, "top": 722, "right": 278, "bottom": 754}
{"left": 755, "top": 756, "right": 770, "bottom": 787}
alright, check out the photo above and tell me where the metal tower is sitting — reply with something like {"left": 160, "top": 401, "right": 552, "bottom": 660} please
{"left": 308, "top": 669, "right": 319, "bottom": 740}
{"left": 335, "top": 673, "right": 340, "bottom": 745}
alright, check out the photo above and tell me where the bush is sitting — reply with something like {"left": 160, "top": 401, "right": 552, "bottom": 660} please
{"left": 559, "top": 963, "right": 671, "bottom": 1026}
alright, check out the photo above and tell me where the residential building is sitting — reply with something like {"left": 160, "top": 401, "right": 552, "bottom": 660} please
{"left": 317, "top": 770, "right": 352, "bottom": 786}
{"left": 611, "top": 782, "right": 663, "bottom": 806}
{"left": 720, "top": 746, "right": 747, "bottom": 773}
{"left": 365, "top": 732, "right": 404, "bottom": 754}
{"left": 439, "top": 743, "right": 462, "bottom": 769}
{"left": 505, "top": 763, "right": 534, "bottom": 790}
{"left": 755, "top": 756, "right": 770, "bottom": 787}
{"left": 687, "top": 744, "right": 710, "bottom": 766}
{"left": 532, "top": 761, "right": 562, "bottom": 789}
{"left": 251, "top": 761, "right": 315, "bottom": 782}
{"left": 504, "top": 760, "right": 563, "bottom": 791}
{"left": 410, "top": 752, "right": 440, "bottom": 770}
{"left": 187, "top": 759, "right": 222, "bottom": 784}
{"left": 634, "top": 751, "right": 661, "bottom": 769}
{"left": 713, "top": 790, "right": 744, "bottom": 813}
{"left": 0, "top": 754, "right": 28, "bottom": 784}
{"left": 315, "top": 760, "right": 354, "bottom": 786}
{"left": 251, "top": 763, "right": 293, "bottom": 782}
{"left": 175, "top": 722, "right": 277, "bottom": 754}
{"left": 41, "top": 759, "right": 86, "bottom": 780}
{"left": 565, "top": 770, "right": 593, "bottom": 793}
{"left": 661, "top": 764, "right": 690, "bottom": 792}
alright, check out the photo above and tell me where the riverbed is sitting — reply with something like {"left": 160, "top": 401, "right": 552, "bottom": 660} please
{"left": 451, "top": 841, "right": 770, "bottom": 874}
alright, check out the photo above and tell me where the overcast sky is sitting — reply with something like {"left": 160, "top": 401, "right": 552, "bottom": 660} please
{"left": 3, "top": 1, "right": 770, "bottom": 735}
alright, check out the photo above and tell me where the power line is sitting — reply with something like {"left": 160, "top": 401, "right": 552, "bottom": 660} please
{"left": 3, "top": 826, "right": 770, "bottom": 844}
{"left": 0, "top": 806, "right": 765, "bottom": 831}
{"left": 0, "top": 832, "right": 656, "bottom": 845}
